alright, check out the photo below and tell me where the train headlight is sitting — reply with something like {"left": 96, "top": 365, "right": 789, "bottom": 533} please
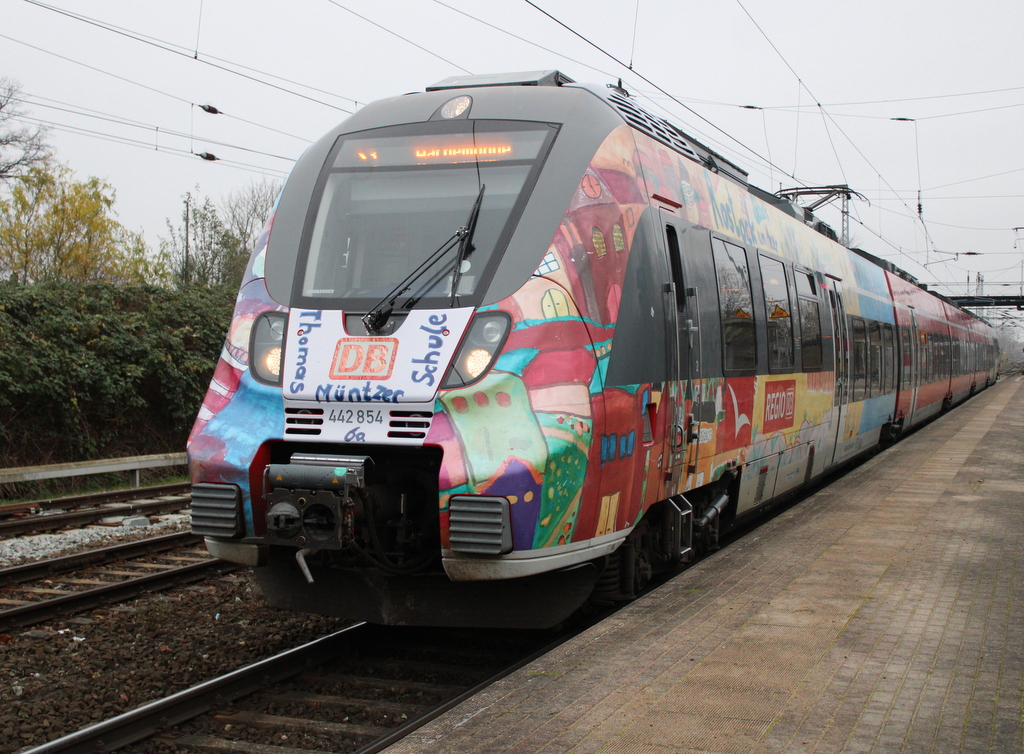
{"left": 442, "top": 312, "right": 511, "bottom": 389}
{"left": 464, "top": 349, "right": 493, "bottom": 378}
{"left": 250, "top": 311, "right": 287, "bottom": 386}
{"left": 440, "top": 95, "right": 472, "bottom": 119}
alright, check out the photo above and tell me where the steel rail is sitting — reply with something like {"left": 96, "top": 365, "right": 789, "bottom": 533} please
{"left": 0, "top": 494, "right": 192, "bottom": 538}
{"left": 0, "top": 482, "right": 191, "bottom": 518}
{"left": 350, "top": 622, "right": 597, "bottom": 754}
{"left": 19, "top": 625, "right": 367, "bottom": 754}
{"left": 0, "top": 558, "right": 234, "bottom": 632}
{"left": 0, "top": 531, "right": 201, "bottom": 585}
{"left": 21, "top": 616, "right": 599, "bottom": 754}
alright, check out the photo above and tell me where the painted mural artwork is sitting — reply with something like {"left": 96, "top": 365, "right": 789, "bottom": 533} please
{"left": 431, "top": 125, "right": 653, "bottom": 550}
{"left": 188, "top": 219, "right": 286, "bottom": 535}
{"left": 188, "top": 107, "right": 997, "bottom": 562}
{"left": 188, "top": 122, "right": 865, "bottom": 551}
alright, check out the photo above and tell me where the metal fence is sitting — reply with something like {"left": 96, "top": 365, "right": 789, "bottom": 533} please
{"left": 0, "top": 453, "right": 188, "bottom": 488}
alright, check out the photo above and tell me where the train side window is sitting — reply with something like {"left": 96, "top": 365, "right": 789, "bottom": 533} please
{"left": 712, "top": 238, "right": 756, "bottom": 373}
{"left": 665, "top": 224, "right": 686, "bottom": 310}
{"left": 882, "top": 324, "right": 895, "bottom": 393}
{"left": 759, "top": 255, "right": 794, "bottom": 372}
{"left": 796, "top": 269, "right": 822, "bottom": 370}
{"left": 795, "top": 270, "right": 816, "bottom": 297}
{"left": 851, "top": 317, "right": 867, "bottom": 401}
{"left": 799, "top": 297, "right": 823, "bottom": 370}
{"left": 867, "top": 322, "right": 882, "bottom": 397}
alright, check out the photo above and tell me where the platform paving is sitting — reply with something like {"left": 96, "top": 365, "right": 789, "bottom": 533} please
{"left": 383, "top": 375, "right": 1024, "bottom": 754}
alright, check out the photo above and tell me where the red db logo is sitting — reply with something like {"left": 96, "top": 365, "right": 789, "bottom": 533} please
{"left": 763, "top": 380, "right": 796, "bottom": 433}
{"left": 329, "top": 339, "right": 398, "bottom": 380}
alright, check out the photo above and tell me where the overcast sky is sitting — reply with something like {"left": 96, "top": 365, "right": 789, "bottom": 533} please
{"left": 4, "top": 0, "right": 1023, "bottom": 324}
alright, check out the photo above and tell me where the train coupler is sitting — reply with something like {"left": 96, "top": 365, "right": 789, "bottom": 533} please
{"left": 264, "top": 454, "right": 371, "bottom": 558}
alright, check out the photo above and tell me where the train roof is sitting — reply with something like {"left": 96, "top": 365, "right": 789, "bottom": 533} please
{"left": 436, "top": 71, "right": 976, "bottom": 324}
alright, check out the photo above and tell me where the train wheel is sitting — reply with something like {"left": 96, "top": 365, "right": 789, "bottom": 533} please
{"left": 590, "top": 522, "right": 654, "bottom": 603}
{"left": 619, "top": 521, "right": 653, "bottom": 598}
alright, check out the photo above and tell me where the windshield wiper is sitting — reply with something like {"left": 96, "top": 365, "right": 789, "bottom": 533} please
{"left": 362, "top": 184, "right": 486, "bottom": 334}
{"left": 450, "top": 183, "right": 485, "bottom": 308}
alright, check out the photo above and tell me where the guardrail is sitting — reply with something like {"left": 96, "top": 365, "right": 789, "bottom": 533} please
{"left": 0, "top": 453, "right": 187, "bottom": 487}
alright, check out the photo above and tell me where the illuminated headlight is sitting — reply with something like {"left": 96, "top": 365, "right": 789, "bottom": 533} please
{"left": 440, "top": 95, "right": 472, "bottom": 119}
{"left": 442, "top": 312, "right": 511, "bottom": 389}
{"left": 464, "top": 349, "right": 492, "bottom": 378}
{"left": 250, "top": 311, "right": 287, "bottom": 386}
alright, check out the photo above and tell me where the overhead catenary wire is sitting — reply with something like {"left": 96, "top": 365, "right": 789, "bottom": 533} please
{"left": 431, "top": 0, "right": 621, "bottom": 83}
{"left": 519, "top": 0, "right": 794, "bottom": 184}
{"left": 12, "top": 101, "right": 299, "bottom": 163}
{"left": 17, "top": 93, "right": 310, "bottom": 155}
{"left": 517, "top": 0, "right": 973, "bottom": 273}
{"left": 1, "top": 35, "right": 317, "bottom": 145}
{"left": 430, "top": 0, "right": 785, "bottom": 189}
{"left": 21, "top": 0, "right": 356, "bottom": 112}
{"left": 15, "top": 116, "right": 289, "bottom": 179}
{"left": 322, "top": 0, "right": 472, "bottom": 75}
{"left": 731, "top": 0, "right": 941, "bottom": 259}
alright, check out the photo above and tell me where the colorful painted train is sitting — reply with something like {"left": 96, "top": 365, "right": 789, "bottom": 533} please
{"left": 188, "top": 71, "right": 999, "bottom": 628}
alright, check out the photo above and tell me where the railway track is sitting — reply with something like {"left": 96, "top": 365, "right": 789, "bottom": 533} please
{"left": 0, "top": 532, "right": 235, "bottom": 631}
{"left": 0, "top": 483, "right": 192, "bottom": 538}
{"left": 23, "top": 622, "right": 567, "bottom": 754}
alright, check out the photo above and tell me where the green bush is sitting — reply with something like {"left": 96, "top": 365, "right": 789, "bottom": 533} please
{"left": 0, "top": 282, "right": 235, "bottom": 467}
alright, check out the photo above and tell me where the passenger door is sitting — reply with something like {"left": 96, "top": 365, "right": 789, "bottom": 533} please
{"left": 663, "top": 219, "right": 703, "bottom": 486}
{"left": 903, "top": 313, "right": 919, "bottom": 428}
{"left": 826, "top": 278, "right": 849, "bottom": 466}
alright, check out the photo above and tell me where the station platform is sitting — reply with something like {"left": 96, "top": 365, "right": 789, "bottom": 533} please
{"left": 384, "top": 374, "right": 1024, "bottom": 754}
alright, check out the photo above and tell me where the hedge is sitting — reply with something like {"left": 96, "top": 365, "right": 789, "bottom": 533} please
{"left": 0, "top": 282, "right": 235, "bottom": 468}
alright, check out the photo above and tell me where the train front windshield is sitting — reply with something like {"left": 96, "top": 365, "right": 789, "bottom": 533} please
{"left": 297, "top": 120, "right": 557, "bottom": 310}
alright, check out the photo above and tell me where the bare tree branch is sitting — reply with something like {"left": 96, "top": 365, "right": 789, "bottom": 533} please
{"left": 0, "top": 78, "right": 50, "bottom": 182}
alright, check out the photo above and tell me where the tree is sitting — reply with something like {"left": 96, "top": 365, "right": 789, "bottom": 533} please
{"left": 0, "top": 162, "right": 162, "bottom": 284}
{"left": 222, "top": 177, "right": 281, "bottom": 253}
{"left": 161, "top": 190, "right": 236, "bottom": 289}
{"left": 161, "top": 179, "right": 281, "bottom": 291}
{"left": 0, "top": 78, "right": 50, "bottom": 183}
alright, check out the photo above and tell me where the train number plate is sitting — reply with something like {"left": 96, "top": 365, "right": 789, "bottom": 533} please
{"left": 327, "top": 408, "right": 386, "bottom": 425}
{"left": 326, "top": 407, "right": 386, "bottom": 443}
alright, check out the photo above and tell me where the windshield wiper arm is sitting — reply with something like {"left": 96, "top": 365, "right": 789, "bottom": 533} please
{"left": 449, "top": 183, "right": 485, "bottom": 308}
{"left": 362, "top": 184, "right": 487, "bottom": 334}
{"left": 362, "top": 231, "right": 461, "bottom": 334}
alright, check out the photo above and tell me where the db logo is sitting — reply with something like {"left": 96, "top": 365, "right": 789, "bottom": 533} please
{"left": 329, "top": 338, "right": 398, "bottom": 380}
{"left": 763, "top": 379, "right": 796, "bottom": 433}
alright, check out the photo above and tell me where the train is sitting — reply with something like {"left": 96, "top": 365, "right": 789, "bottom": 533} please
{"left": 188, "top": 70, "right": 999, "bottom": 629}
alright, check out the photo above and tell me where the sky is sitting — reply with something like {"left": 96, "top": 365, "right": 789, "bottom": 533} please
{"left": 3, "top": 0, "right": 1024, "bottom": 332}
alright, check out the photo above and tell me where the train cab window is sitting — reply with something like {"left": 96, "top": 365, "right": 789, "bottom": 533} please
{"left": 881, "top": 324, "right": 895, "bottom": 393}
{"left": 851, "top": 317, "right": 867, "bottom": 401}
{"left": 712, "top": 238, "right": 756, "bottom": 373}
{"left": 296, "top": 120, "right": 557, "bottom": 310}
{"left": 867, "top": 322, "right": 882, "bottom": 397}
{"left": 795, "top": 269, "right": 822, "bottom": 370}
{"left": 759, "top": 255, "right": 794, "bottom": 372}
